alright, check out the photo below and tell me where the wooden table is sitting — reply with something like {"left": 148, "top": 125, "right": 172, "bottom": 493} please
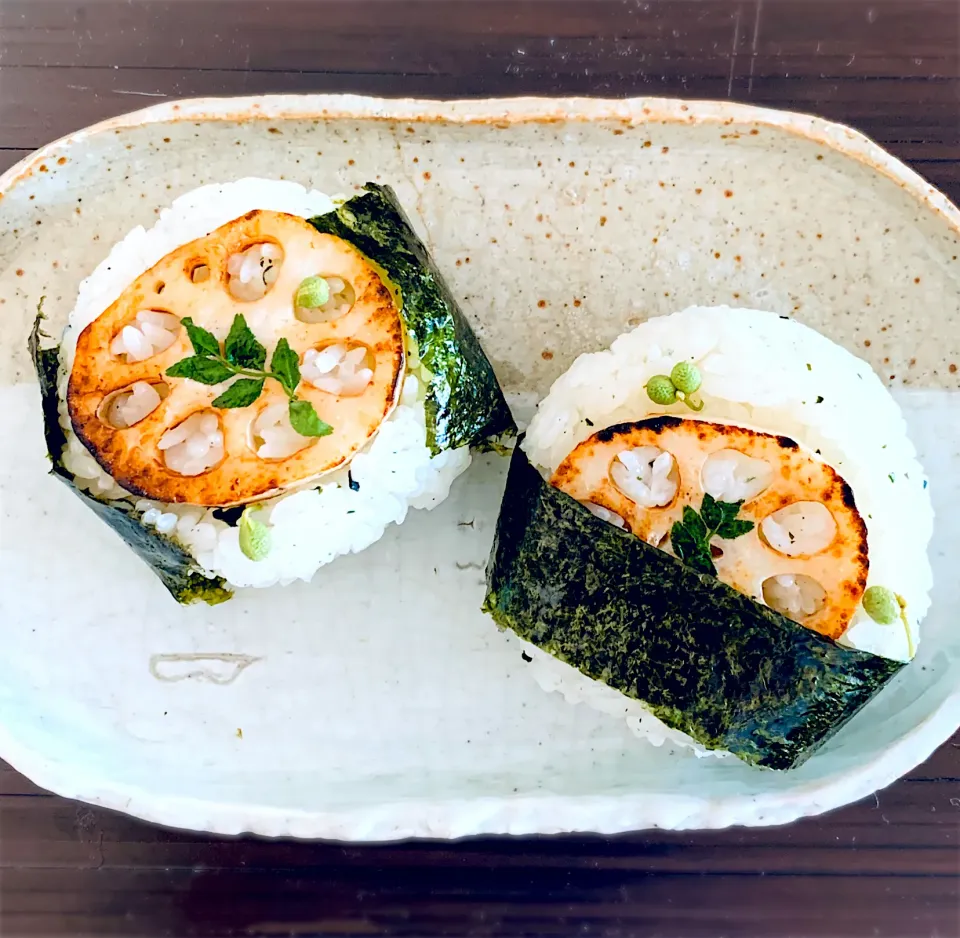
{"left": 1, "top": 2, "right": 958, "bottom": 935}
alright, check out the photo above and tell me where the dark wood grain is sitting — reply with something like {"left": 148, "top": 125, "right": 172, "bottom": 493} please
{"left": 1, "top": 1, "right": 959, "bottom": 936}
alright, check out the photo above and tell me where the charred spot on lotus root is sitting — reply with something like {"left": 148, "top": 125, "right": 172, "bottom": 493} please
{"left": 701, "top": 449, "right": 774, "bottom": 503}
{"left": 610, "top": 446, "right": 679, "bottom": 508}
{"left": 759, "top": 501, "right": 837, "bottom": 557}
{"left": 226, "top": 241, "right": 284, "bottom": 301}
{"left": 294, "top": 275, "right": 356, "bottom": 324}
{"left": 302, "top": 342, "right": 376, "bottom": 397}
{"left": 97, "top": 380, "right": 169, "bottom": 429}
{"left": 594, "top": 416, "right": 682, "bottom": 444}
{"left": 840, "top": 480, "right": 859, "bottom": 511}
{"left": 249, "top": 402, "right": 317, "bottom": 461}
{"left": 158, "top": 410, "right": 225, "bottom": 477}
{"left": 109, "top": 310, "right": 181, "bottom": 362}
{"left": 762, "top": 573, "right": 827, "bottom": 622}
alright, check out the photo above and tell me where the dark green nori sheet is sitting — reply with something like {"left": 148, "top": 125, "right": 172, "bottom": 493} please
{"left": 483, "top": 443, "right": 904, "bottom": 770}
{"left": 28, "top": 313, "right": 233, "bottom": 606}
{"left": 309, "top": 184, "right": 516, "bottom": 455}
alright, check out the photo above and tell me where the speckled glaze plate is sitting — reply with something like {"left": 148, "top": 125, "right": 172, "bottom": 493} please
{"left": 0, "top": 96, "right": 957, "bottom": 838}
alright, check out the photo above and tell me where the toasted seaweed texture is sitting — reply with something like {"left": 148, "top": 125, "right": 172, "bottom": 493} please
{"left": 483, "top": 443, "right": 904, "bottom": 770}
{"left": 29, "top": 313, "right": 233, "bottom": 606}
{"left": 309, "top": 184, "right": 516, "bottom": 455}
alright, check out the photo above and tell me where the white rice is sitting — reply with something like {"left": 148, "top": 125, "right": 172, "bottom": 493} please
{"left": 521, "top": 305, "right": 934, "bottom": 757}
{"left": 56, "top": 178, "right": 471, "bottom": 590}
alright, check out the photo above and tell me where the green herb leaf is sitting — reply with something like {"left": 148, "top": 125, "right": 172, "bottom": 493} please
{"left": 180, "top": 317, "right": 221, "bottom": 357}
{"left": 700, "top": 493, "right": 722, "bottom": 530}
{"left": 716, "top": 518, "right": 755, "bottom": 539}
{"left": 239, "top": 506, "right": 271, "bottom": 562}
{"left": 270, "top": 338, "right": 301, "bottom": 395}
{"left": 211, "top": 377, "right": 265, "bottom": 409}
{"left": 224, "top": 314, "right": 267, "bottom": 369}
{"left": 669, "top": 496, "right": 754, "bottom": 577}
{"left": 670, "top": 521, "right": 715, "bottom": 575}
{"left": 288, "top": 398, "right": 333, "bottom": 437}
{"left": 719, "top": 499, "right": 745, "bottom": 523}
{"left": 165, "top": 356, "right": 234, "bottom": 385}
{"left": 671, "top": 519, "right": 707, "bottom": 560}
{"left": 681, "top": 504, "right": 707, "bottom": 542}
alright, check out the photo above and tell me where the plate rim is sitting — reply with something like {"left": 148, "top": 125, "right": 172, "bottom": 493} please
{"left": 3, "top": 93, "right": 958, "bottom": 838}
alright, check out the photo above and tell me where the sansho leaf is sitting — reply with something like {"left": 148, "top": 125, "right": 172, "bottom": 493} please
{"left": 717, "top": 518, "right": 755, "bottom": 540}
{"left": 180, "top": 317, "right": 221, "bottom": 357}
{"left": 699, "top": 492, "right": 723, "bottom": 530}
{"left": 165, "top": 356, "right": 234, "bottom": 385}
{"left": 211, "top": 377, "right": 265, "bottom": 409}
{"left": 270, "top": 338, "right": 301, "bottom": 395}
{"left": 224, "top": 313, "right": 267, "bottom": 370}
{"left": 288, "top": 399, "right": 332, "bottom": 437}
{"left": 681, "top": 504, "right": 708, "bottom": 542}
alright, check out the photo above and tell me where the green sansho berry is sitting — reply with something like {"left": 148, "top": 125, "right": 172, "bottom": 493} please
{"left": 239, "top": 506, "right": 272, "bottom": 562}
{"left": 670, "top": 361, "right": 702, "bottom": 395}
{"left": 862, "top": 585, "right": 899, "bottom": 625}
{"left": 295, "top": 275, "right": 330, "bottom": 310}
{"left": 646, "top": 375, "right": 678, "bottom": 406}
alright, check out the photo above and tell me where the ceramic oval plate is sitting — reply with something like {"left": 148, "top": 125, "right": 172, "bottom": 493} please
{"left": 0, "top": 95, "right": 957, "bottom": 838}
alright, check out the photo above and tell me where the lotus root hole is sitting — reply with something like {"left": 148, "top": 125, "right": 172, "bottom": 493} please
{"left": 701, "top": 449, "right": 774, "bottom": 503}
{"left": 302, "top": 342, "right": 375, "bottom": 397}
{"left": 109, "top": 310, "right": 181, "bottom": 363}
{"left": 581, "top": 502, "right": 627, "bottom": 529}
{"left": 610, "top": 446, "right": 679, "bottom": 508}
{"left": 98, "top": 381, "right": 169, "bottom": 429}
{"left": 759, "top": 501, "right": 837, "bottom": 556}
{"left": 294, "top": 275, "right": 356, "bottom": 324}
{"left": 188, "top": 261, "right": 211, "bottom": 284}
{"left": 249, "top": 402, "right": 317, "bottom": 461}
{"left": 226, "top": 242, "right": 284, "bottom": 301}
{"left": 158, "top": 410, "right": 225, "bottom": 477}
{"left": 762, "top": 574, "right": 827, "bottom": 622}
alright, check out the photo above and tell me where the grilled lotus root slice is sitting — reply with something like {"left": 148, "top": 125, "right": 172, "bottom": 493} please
{"left": 68, "top": 210, "right": 404, "bottom": 506}
{"left": 550, "top": 417, "right": 868, "bottom": 639}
